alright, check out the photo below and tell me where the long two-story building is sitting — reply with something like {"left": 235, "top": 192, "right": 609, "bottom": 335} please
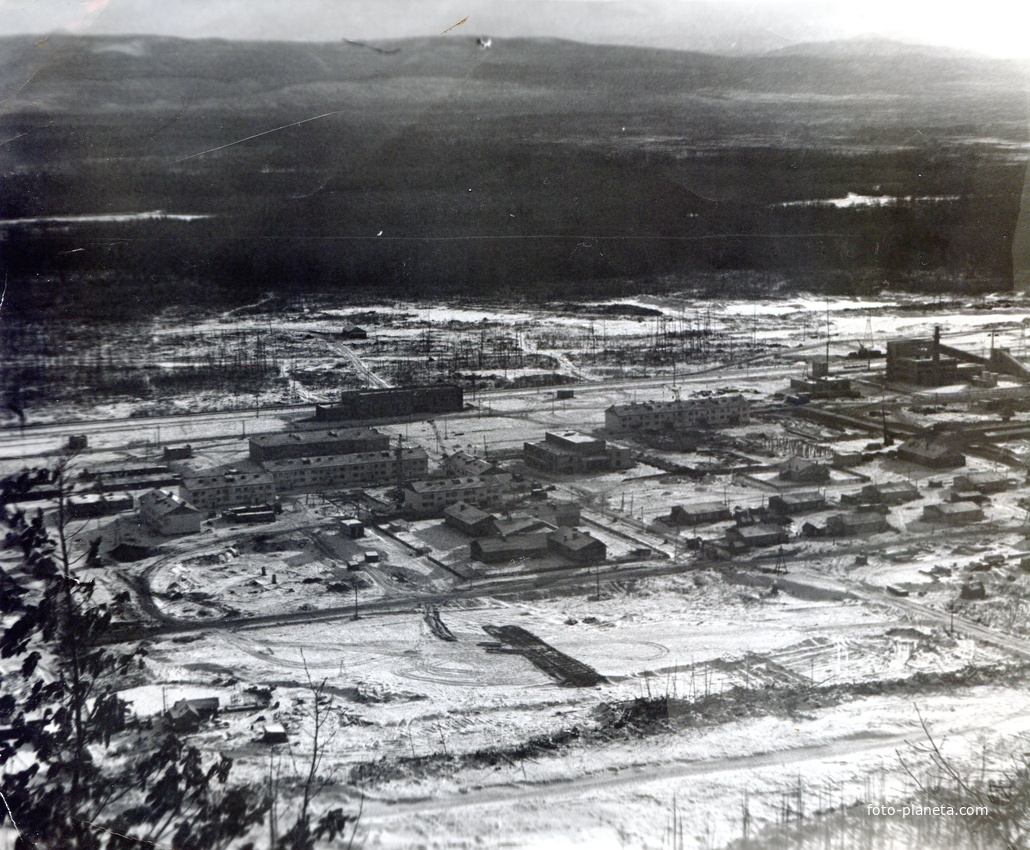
{"left": 605, "top": 395, "right": 749, "bottom": 433}
{"left": 263, "top": 448, "right": 428, "bottom": 493}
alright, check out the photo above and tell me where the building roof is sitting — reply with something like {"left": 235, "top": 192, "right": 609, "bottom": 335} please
{"left": 932, "top": 501, "right": 983, "bottom": 516}
{"left": 407, "top": 477, "right": 488, "bottom": 494}
{"left": 496, "top": 517, "right": 553, "bottom": 537}
{"left": 607, "top": 395, "right": 747, "bottom": 414}
{"left": 140, "top": 488, "right": 199, "bottom": 517}
{"left": 263, "top": 448, "right": 427, "bottom": 471}
{"left": 875, "top": 481, "right": 919, "bottom": 494}
{"left": 548, "top": 528, "right": 603, "bottom": 551}
{"left": 473, "top": 533, "right": 550, "bottom": 556}
{"left": 958, "top": 471, "right": 1010, "bottom": 485}
{"left": 899, "top": 438, "right": 962, "bottom": 459}
{"left": 444, "top": 451, "right": 496, "bottom": 475}
{"left": 183, "top": 471, "right": 274, "bottom": 489}
{"left": 674, "top": 501, "right": 729, "bottom": 515}
{"left": 831, "top": 512, "right": 887, "bottom": 530}
{"left": 249, "top": 427, "right": 384, "bottom": 449}
{"left": 68, "top": 492, "right": 133, "bottom": 505}
{"left": 782, "top": 456, "right": 826, "bottom": 472}
{"left": 733, "top": 523, "right": 787, "bottom": 540}
{"left": 776, "top": 490, "right": 825, "bottom": 505}
{"left": 548, "top": 431, "right": 598, "bottom": 445}
{"left": 444, "top": 501, "right": 495, "bottom": 525}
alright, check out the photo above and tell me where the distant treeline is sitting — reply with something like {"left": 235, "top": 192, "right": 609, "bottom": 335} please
{"left": 3, "top": 35, "right": 1026, "bottom": 320}
{"left": 3, "top": 145, "right": 1019, "bottom": 322}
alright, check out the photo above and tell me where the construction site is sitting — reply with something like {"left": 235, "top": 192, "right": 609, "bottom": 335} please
{"left": 5, "top": 290, "right": 1030, "bottom": 849}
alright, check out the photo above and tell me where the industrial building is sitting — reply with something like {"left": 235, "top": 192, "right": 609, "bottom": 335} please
{"left": 181, "top": 471, "right": 276, "bottom": 511}
{"left": 249, "top": 427, "right": 389, "bottom": 463}
{"left": 262, "top": 448, "right": 429, "bottom": 493}
{"left": 403, "top": 475, "right": 511, "bottom": 515}
{"left": 886, "top": 327, "right": 971, "bottom": 386}
{"left": 313, "top": 384, "right": 463, "bottom": 423}
{"left": 139, "top": 489, "right": 202, "bottom": 535}
{"left": 789, "top": 359, "right": 852, "bottom": 399}
{"left": 605, "top": 395, "right": 749, "bottom": 433}
{"left": 523, "top": 431, "right": 633, "bottom": 475}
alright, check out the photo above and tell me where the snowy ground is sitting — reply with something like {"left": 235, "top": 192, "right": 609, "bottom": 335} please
{"left": 126, "top": 570, "right": 1025, "bottom": 850}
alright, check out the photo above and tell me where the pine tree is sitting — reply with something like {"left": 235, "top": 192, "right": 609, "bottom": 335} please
{"left": 0, "top": 461, "right": 269, "bottom": 849}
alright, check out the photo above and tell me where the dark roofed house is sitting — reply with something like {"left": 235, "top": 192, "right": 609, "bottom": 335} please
{"left": 865, "top": 481, "right": 921, "bottom": 505}
{"left": 523, "top": 500, "right": 581, "bottom": 528}
{"left": 923, "top": 502, "right": 985, "bottom": 525}
{"left": 495, "top": 516, "right": 554, "bottom": 537}
{"left": 139, "top": 488, "right": 201, "bottom": 536}
{"left": 897, "top": 438, "right": 965, "bottom": 469}
{"left": 779, "top": 457, "right": 831, "bottom": 484}
{"left": 471, "top": 533, "right": 551, "bottom": 564}
{"left": 444, "top": 502, "right": 498, "bottom": 538}
{"left": 547, "top": 528, "right": 606, "bottom": 563}
{"left": 166, "top": 697, "right": 219, "bottom": 732}
{"left": 826, "top": 513, "right": 890, "bottom": 537}
{"left": 953, "top": 472, "right": 1014, "bottom": 494}
{"left": 341, "top": 325, "right": 368, "bottom": 340}
{"left": 726, "top": 524, "right": 789, "bottom": 548}
{"left": 769, "top": 491, "right": 826, "bottom": 515}
{"left": 668, "top": 502, "right": 731, "bottom": 526}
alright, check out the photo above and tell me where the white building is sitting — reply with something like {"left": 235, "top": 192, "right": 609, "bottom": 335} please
{"left": 181, "top": 470, "right": 276, "bottom": 511}
{"left": 605, "top": 395, "right": 749, "bottom": 433}
{"left": 403, "top": 475, "right": 511, "bottom": 515}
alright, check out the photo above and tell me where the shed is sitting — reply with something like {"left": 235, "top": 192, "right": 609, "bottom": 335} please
{"left": 261, "top": 723, "right": 289, "bottom": 744}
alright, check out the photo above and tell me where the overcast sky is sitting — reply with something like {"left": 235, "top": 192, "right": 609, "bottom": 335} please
{"left": 1, "top": 0, "right": 1028, "bottom": 57}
